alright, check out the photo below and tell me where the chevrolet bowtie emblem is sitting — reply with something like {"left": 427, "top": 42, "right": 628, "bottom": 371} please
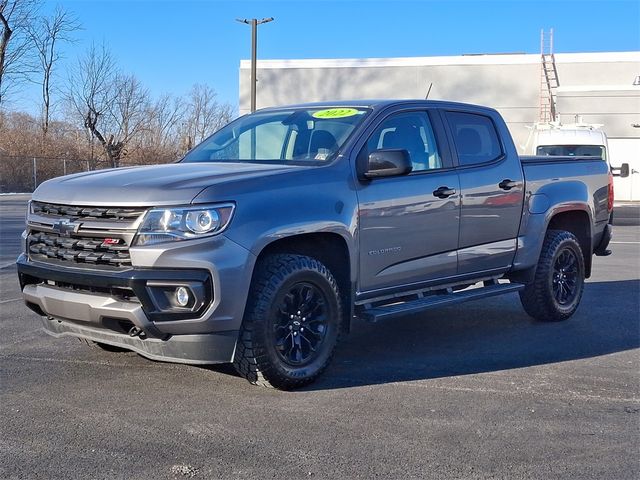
{"left": 51, "top": 219, "right": 81, "bottom": 237}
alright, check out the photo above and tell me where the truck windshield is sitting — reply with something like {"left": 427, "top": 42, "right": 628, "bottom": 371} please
{"left": 536, "top": 145, "right": 606, "bottom": 160}
{"left": 182, "top": 107, "right": 369, "bottom": 164}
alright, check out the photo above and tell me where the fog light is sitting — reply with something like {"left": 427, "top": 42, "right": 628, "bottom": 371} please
{"left": 175, "top": 287, "right": 190, "bottom": 307}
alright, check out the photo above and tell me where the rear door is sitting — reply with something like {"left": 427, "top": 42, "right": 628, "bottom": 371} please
{"left": 355, "top": 108, "right": 460, "bottom": 295}
{"left": 443, "top": 109, "right": 525, "bottom": 274}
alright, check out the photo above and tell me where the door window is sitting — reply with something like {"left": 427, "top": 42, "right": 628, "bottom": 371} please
{"left": 360, "top": 112, "right": 442, "bottom": 171}
{"left": 446, "top": 111, "right": 503, "bottom": 166}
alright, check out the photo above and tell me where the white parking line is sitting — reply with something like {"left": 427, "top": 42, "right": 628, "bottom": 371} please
{"left": 0, "top": 298, "right": 22, "bottom": 304}
{"left": 0, "top": 261, "right": 16, "bottom": 269}
{"left": 610, "top": 241, "right": 640, "bottom": 244}
{"left": 0, "top": 354, "right": 190, "bottom": 371}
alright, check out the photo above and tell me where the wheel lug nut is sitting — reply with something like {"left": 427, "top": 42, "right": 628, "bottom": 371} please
{"left": 289, "top": 325, "right": 292, "bottom": 330}
{"left": 301, "top": 327, "right": 304, "bottom": 332}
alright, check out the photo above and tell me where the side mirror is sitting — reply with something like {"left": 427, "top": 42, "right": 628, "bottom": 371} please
{"left": 612, "top": 163, "right": 630, "bottom": 178}
{"left": 364, "top": 149, "right": 413, "bottom": 179}
{"left": 619, "top": 163, "right": 630, "bottom": 178}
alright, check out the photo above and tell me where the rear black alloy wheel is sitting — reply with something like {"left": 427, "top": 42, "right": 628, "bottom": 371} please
{"left": 520, "top": 229, "right": 585, "bottom": 322}
{"left": 552, "top": 248, "right": 579, "bottom": 306}
{"left": 233, "top": 254, "right": 342, "bottom": 389}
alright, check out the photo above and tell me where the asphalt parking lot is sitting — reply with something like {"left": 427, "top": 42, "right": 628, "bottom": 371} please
{"left": 1, "top": 194, "right": 638, "bottom": 480}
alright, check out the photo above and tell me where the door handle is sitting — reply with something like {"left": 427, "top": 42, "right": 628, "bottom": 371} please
{"left": 433, "top": 186, "right": 456, "bottom": 198}
{"left": 499, "top": 179, "right": 518, "bottom": 190}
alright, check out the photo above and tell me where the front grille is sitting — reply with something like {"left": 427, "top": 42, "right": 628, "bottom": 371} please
{"left": 27, "top": 201, "right": 146, "bottom": 270}
{"left": 32, "top": 201, "right": 145, "bottom": 221}
{"left": 28, "top": 231, "right": 132, "bottom": 268}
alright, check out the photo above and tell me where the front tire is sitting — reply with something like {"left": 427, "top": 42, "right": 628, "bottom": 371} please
{"left": 233, "top": 254, "right": 342, "bottom": 389}
{"left": 519, "top": 230, "right": 585, "bottom": 322}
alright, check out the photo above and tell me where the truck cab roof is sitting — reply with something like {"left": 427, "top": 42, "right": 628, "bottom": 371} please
{"left": 258, "top": 99, "right": 499, "bottom": 114}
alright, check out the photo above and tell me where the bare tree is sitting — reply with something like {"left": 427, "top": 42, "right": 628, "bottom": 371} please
{"left": 0, "top": 0, "right": 40, "bottom": 106}
{"left": 66, "top": 43, "right": 116, "bottom": 168}
{"left": 105, "top": 73, "right": 150, "bottom": 163}
{"left": 67, "top": 44, "right": 151, "bottom": 168}
{"left": 182, "top": 83, "right": 234, "bottom": 150}
{"left": 145, "top": 93, "right": 185, "bottom": 155}
{"left": 28, "top": 5, "right": 80, "bottom": 139}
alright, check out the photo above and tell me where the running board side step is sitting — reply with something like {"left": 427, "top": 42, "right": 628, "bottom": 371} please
{"left": 358, "top": 282, "right": 525, "bottom": 323}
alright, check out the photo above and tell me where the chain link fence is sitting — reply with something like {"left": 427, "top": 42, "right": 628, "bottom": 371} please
{"left": 0, "top": 155, "right": 167, "bottom": 193}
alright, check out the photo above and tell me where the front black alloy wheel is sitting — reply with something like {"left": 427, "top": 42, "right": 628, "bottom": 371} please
{"left": 272, "top": 282, "right": 330, "bottom": 367}
{"left": 233, "top": 254, "right": 342, "bottom": 389}
{"left": 520, "top": 229, "right": 585, "bottom": 321}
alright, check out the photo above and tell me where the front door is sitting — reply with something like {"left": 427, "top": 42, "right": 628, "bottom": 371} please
{"left": 356, "top": 110, "right": 460, "bottom": 295}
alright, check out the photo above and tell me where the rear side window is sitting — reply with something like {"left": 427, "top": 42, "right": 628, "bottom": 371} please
{"left": 446, "top": 112, "right": 503, "bottom": 166}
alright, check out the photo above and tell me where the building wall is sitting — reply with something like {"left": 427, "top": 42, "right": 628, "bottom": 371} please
{"left": 239, "top": 51, "right": 640, "bottom": 150}
{"left": 556, "top": 87, "right": 640, "bottom": 139}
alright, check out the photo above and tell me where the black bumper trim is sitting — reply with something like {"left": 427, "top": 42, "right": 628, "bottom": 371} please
{"left": 41, "top": 316, "right": 238, "bottom": 365}
{"left": 16, "top": 254, "right": 213, "bottom": 322}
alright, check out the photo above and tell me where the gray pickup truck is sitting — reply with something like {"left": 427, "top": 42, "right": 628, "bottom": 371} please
{"left": 17, "top": 100, "right": 614, "bottom": 389}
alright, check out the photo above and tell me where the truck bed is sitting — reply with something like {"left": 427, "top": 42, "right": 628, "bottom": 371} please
{"left": 521, "top": 155, "right": 610, "bottom": 225}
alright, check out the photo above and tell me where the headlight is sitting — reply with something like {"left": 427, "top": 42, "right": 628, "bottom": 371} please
{"left": 133, "top": 203, "right": 235, "bottom": 246}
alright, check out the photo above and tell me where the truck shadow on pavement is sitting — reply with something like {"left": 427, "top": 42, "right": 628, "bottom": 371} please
{"left": 303, "top": 279, "right": 640, "bottom": 390}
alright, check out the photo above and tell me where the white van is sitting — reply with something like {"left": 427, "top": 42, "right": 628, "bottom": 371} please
{"left": 525, "top": 121, "right": 609, "bottom": 158}
{"left": 525, "top": 122, "right": 633, "bottom": 200}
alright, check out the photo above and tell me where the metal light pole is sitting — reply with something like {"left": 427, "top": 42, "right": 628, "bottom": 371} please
{"left": 236, "top": 17, "right": 274, "bottom": 112}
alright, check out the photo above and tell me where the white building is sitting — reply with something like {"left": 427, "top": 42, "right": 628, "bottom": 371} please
{"left": 239, "top": 51, "right": 640, "bottom": 200}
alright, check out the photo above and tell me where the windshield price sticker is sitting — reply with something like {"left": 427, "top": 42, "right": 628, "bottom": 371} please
{"left": 312, "top": 108, "right": 360, "bottom": 119}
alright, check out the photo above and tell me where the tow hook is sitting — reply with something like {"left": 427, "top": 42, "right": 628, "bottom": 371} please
{"left": 128, "top": 326, "right": 146, "bottom": 339}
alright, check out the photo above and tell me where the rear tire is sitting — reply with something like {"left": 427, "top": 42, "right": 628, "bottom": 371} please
{"left": 519, "top": 229, "right": 585, "bottom": 322}
{"left": 233, "top": 254, "right": 342, "bottom": 390}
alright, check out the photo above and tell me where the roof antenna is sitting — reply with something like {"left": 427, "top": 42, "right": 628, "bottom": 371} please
{"left": 425, "top": 83, "right": 433, "bottom": 99}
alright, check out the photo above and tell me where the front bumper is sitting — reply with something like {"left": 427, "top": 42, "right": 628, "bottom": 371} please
{"left": 16, "top": 233, "right": 256, "bottom": 364}
{"left": 18, "top": 256, "right": 214, "bottom": 336}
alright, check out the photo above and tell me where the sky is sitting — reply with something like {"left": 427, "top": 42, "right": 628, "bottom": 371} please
{"left": 11, "top": 0, "right": 640, "bottom": 115}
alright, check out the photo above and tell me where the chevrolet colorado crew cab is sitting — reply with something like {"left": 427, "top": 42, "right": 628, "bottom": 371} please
{"left": 17, "top": 100, "right": 614, "bottom": 389}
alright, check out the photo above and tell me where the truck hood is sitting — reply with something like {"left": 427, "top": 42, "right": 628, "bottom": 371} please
{"left": 32, "top": 162, "right": 304, "bottom": 206}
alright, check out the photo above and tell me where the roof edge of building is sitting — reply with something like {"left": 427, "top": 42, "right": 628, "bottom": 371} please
{"left": 557, "top": 85, "right": 640, "bottom": 93}
{"left": 240, "top": 51, "right": 640, "bottom": 70}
